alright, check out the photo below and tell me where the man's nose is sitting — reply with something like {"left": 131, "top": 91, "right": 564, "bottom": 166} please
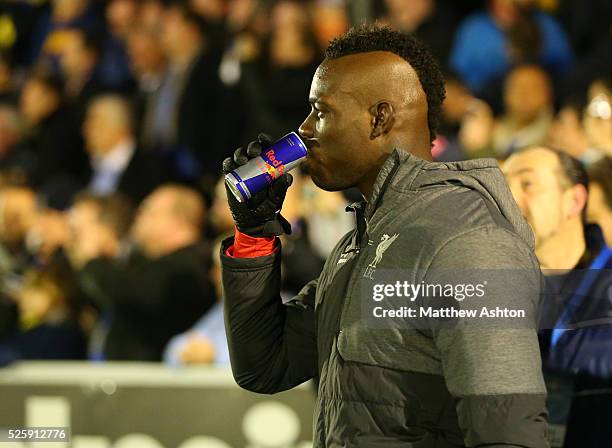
{"left": 298, "top": 113, "right": 314, "bottom": 139}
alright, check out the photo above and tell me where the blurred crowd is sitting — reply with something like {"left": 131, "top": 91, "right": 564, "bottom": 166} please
{"left": 0, "top": 0, "right": 610, "bottom": 429}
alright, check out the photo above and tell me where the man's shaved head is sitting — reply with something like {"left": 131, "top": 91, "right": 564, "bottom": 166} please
{"left": 325, "top": 24, "right": 445, "bottom": 143}
{"left": 299, "top": 24, "right": 444, "bottom": 199}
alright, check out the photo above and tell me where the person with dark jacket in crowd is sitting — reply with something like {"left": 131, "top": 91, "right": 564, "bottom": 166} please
{"left": 238, "top": 0, "right": 320, "bottom": 140}
{"left": 59, "top": 28, "right": 107, "bottom": 126}
{"left": 158, "top": 1, "right": 228, "bottom": 183}
{"left": 79, "top": 184, "right": 216, "bottom": 361}
{"left": 221, "top": 25, "right": 548, "bottom": 447}
{"left": 82, "top": 93, "right": 166, "bottom": 205}
{"left": 0, "top": 262, "right": 86, "bottom": 366}
{"left": 504, "top": 146, "right": 612, "bottom": 447}
{"left": 19, "top": 70, "right": 89, "bottom": 199}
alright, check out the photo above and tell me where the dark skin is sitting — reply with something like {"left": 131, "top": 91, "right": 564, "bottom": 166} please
{"left": 298, "top": 51, "right": 431, "bottom": 201}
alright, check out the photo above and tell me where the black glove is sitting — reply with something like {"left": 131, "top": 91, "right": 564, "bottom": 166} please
{"left": 222, "top": 133, "right": 293, "bottom": 237}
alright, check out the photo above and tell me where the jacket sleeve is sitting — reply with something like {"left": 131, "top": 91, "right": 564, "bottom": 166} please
{"left": 425, "top": 226, "right": 549, "bottom": 448}
{"left": 220, "top": 237, "right": 318, "bottom": 394}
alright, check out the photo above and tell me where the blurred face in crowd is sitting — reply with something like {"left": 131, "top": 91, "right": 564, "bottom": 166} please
{"left": 67, "top": 199, "right": 121, "bottom": 266}
{"left": 490, "top": 0, "right": 534, "bottom": 27}
{"left": 299, "top": 52, "right": 429, "bottom": 195}
{"left": 132, "top": 189, "right": 181, "bottom": 256}
{"left": 83, "top": 97, "right": 132, "bottom": 157}
{"left": 26, "top": 209, "right": 70, "bottom": 262}
{"left": 504, "top": 66, "right": 551, "bottom": 123}
{"left": 0, "top": 187, "right": 37, "bottom": 246}
{"left": 161, "top": 7, "right": 201, "bottom": 59}
{"left": 127, "top": 28, "right": 166, "bottom": 77}
{"left": 269, "top": 1, "right": 315, "bottom": 67}
{"left": 106, "top": 0, "right": 139, "bottom": 37}
{"left": 442, "top": 78, "right": 474, "bottom": 124}
{"left": 503, "top": 147, "right": 585, "bottom": 249}
{"left": 384, "top": 0, "right": 433, "bottom": 33}
{"left": 19, "top": 79, "right": 60, "bottom": 126}
{"left": 52, "top": 0, "right": 89, "bottom": 22}
{"left": 132, "top": 186, "right": 203, "bottom": 257}
{"left": 548, "top": 106, "right": 588, "bottom": 158}
{"left": 59, "top": 30, "right": 96, "bottom": 79}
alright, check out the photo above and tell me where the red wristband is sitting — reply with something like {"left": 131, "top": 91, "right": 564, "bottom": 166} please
{"left": 225, "top": 227, "right": 277, "bottom": 258}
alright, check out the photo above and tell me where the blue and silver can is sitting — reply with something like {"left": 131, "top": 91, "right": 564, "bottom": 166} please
{"left": 225, "top": 132, "right": 308, "bottom": 203}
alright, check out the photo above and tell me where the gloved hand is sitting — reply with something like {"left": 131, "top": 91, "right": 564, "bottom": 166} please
{"left": 222, "top": 133, "right": 293, "bottom": 237}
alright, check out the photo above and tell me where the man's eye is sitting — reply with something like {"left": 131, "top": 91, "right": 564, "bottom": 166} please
{"left": 521, "top": 180, "right": 534, "bottom": 190}
{"left": 316, "top": 111, "right": 324, "bottom": 119}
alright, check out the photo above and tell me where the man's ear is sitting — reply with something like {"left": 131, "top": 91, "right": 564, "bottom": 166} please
{"left": 566, "top": 184, "right": 588, "bottom": 219}
{"left": 369, "top": 101, "right": 395, "bottom": 139}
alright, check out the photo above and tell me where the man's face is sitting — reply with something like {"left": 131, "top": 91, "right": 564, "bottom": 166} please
{"left": 504, "top": 67, "right": 550, "bottom": 122}
{"left": 82, "top": 102, "right": 123, "bottom": 156}
{"left": 503, "top": 148, "right": 572, "bottom": 247}
{"left": 132, "top": 190, "right": 175, "bottom": 254}
{"left": 298, "top": 57, "right": 380, "bottom": 192}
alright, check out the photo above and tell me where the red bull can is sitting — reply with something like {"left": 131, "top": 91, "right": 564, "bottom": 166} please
{"left": 225, "top": 132, "right": 308, "bottom": 203}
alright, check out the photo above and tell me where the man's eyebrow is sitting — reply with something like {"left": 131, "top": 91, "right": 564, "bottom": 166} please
{"left": 508, "top": 168, "right": 536, "bottom": 176}
{"left": 309, "top": 98, "right": 331, "bottom": 108}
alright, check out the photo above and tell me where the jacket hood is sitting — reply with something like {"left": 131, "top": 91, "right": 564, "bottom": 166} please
{"left": 368, "top": 149, "right": 535, "bottom": 251}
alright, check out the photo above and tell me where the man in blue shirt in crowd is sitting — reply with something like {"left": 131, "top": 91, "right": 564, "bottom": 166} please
{"left": 504, "top": 146, "right": 612, "bottom": 447}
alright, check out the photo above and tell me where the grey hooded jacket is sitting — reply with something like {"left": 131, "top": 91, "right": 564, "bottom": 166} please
{"left": 221, "top": 149, "right": 549, "bottom": 447}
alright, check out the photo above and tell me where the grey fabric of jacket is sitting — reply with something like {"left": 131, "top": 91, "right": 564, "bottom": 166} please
{"left": 221, "top": 149, "right": 549, "bottom": 447}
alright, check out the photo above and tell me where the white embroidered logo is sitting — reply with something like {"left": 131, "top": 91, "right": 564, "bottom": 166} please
{"left": 364, "top": 233, "right": 399, "bottom": 278}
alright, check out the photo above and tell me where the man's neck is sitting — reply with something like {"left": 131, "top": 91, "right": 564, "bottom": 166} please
{"left": 537, "top": 220, "right": 586, "bottom": 271}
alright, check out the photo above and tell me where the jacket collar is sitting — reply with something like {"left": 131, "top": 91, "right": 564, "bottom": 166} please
{"left": 363, "top": 148, "right": 425, "bottom": 220}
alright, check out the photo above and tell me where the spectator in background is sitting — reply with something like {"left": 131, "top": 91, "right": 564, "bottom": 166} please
{"left": 492, "top": 65, "right": 553, "bottom": 156}
{"left": 28, "top": 0, "right": 100, "bottom": 65}
{"left": 100, "top": 0, "right": 138, "bottom": 89}
{"left": 550, "top": 81, "right": 612, "bottom": 165}
{"left": 460, "top": 65, "right": 553, "bottom": 158}
{"left": 450, "top": 0, "right": 573, "bottom": 93}
{"left": 0, "top": 106, "right": 36, "bottom": 185}
{"left": 67, "top": 192, "right": 132, "bottom": 270}
{"left": 25, "top": 208, "right": 71, "bottom": 265}
{"left": 431, "top": 73, "right": 474, "bottom": 161}
{"left": 82, "top": 94, "right": 166, "bottom": 205}
{"left": 587, "top": 157, "right": 612, "bottom": 248}
{"left": 583, "top": 89, "right": 612, "bottom": 157}
{"left": 504, "top": 146, "right": 612, "bottom": 446}
{"left": 239, "top": 0, "right": 320, "bottom": 139}
{"left": 380, "top": 0, "right": 456, "bottom": 65}
{"left": 0, "top": 262, "right": 86, "bottom": 366}
{"left": 20, "top": 70, "right": 88, "bottom": 200}
{"left": 65, "top": 192, "right": 133, "bottom": 356}
{"left": 0, "top": 186, "right": 37, "bottom": 276}
{"left": 59, "top": 28, "right": 105, "bottom": 124}
{"left": 164, "top": 236, "right": 229, "bottom": 367}
{"left": 158, "top": 2, "right": 227, "bottom": 183}
{"left": 126, "top": 25, "right": 168, "bottom": 151}
{"left": 78, "top": 184, "right": 216, "bottom": 360}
